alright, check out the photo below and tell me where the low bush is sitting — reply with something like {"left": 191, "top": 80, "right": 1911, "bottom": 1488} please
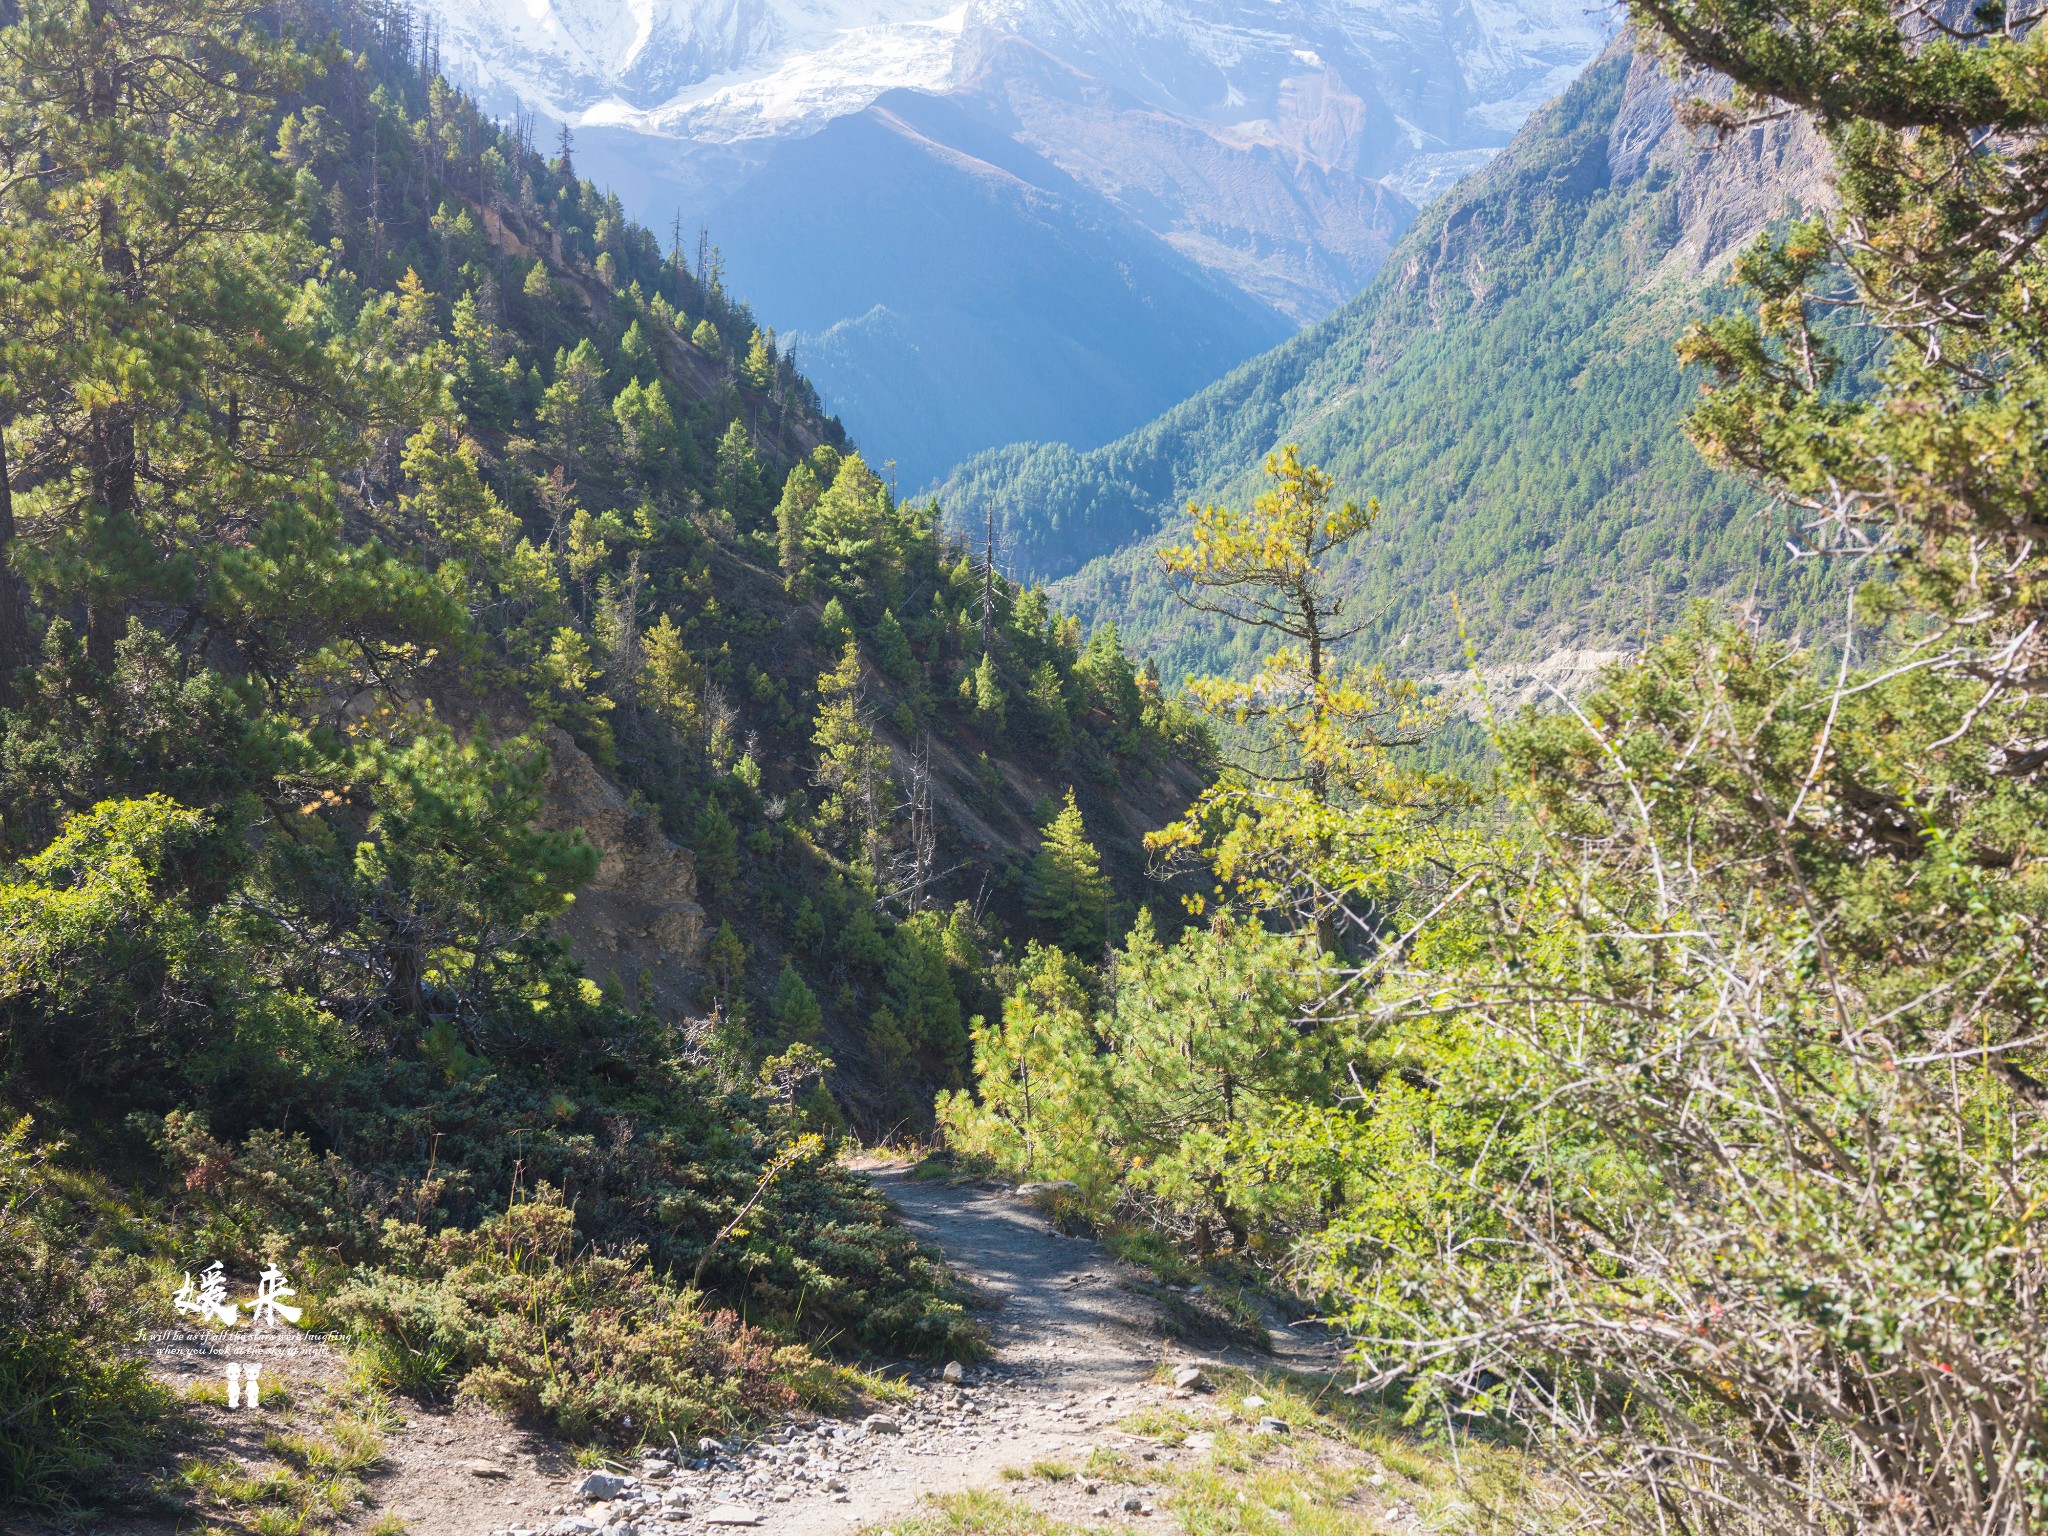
{"left": 0, "top": 1116, "right": 171, "bottom": 1507}
{"left": 334, "top": 1190, "right": 823, "bottom": 1442}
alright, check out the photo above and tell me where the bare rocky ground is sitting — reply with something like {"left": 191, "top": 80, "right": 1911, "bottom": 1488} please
{"left": 40, "top": 1165, "right": 1369, "bottom": 1536}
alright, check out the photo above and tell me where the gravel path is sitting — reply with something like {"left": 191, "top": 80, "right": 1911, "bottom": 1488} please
{"left": 464, "top": 1166, "right": 1342, "bottom": 1536}
{"left": 116, "top": 1168, "right": 1341, "bottom": 1536}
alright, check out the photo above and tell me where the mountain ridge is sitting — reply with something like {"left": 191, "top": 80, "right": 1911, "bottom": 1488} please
{"left": 938, "top": 36, "right": 1845, "bottom": 679}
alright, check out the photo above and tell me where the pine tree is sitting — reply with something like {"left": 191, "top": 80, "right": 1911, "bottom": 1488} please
{"left": 811, "top": 640, "right": 892, "bottom": 870}
{"left": 970, "top": 651, "right": 1005, "bottom": 731}
{"left": 872, "top": 609, "right": 916, "bottom": 681}
{"left": 692, "top": 798, "right": 739, "bottom": 894}
{"left": 769, "top": 959, "right": 823, "bottom": 1045}
{"left": 539, "top": 339, "right": 610, "bottom": 480}
{"left": 804, "top": 453, "right": 895, "bottom": 595}
{"left": 816, "top": 596, "right": 853, "bottom": 652}
{"left": 640, "top": 613, "right": 703, "bottom": 741}
{"left": 1027, "top": 660, "right": 1071, "bottom": 753}
{"left": 1026, "top": 789, "right": 1109, "bottom": 953}
{"left": 773, "top": 460, "right": 820, "bottom": 588}
{"left": 612, "top": 379, "right": 678, "bottom": 483}
{"left": 706, "top": 919, "right": 747, "bottom": 1003}
{"left": 617, "top": 319, "right": 656, "bottom": 382}
{"left": 714, "top": 418, "right": 765, "bottom": 527}
{"left": 0, "top": 0, "right": 436, "bottom": 676}
{"left": 743, "top": 328, "right": 776, "bottom": 390}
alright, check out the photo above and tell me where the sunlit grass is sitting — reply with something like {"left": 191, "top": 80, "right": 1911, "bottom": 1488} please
{"left": 878, "top": 1364, "right": 1554, "bottom": 1536}
{"left": 171, "top": 1375, "right": 389, "bottom": 1535}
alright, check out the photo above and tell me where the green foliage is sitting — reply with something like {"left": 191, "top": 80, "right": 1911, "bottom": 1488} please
{"left": 0, "top": 1118, "right": 169, "bottom": 1507}
{"left": 967, "top": 650, "right": 1006, "bottom": 731}
{"left": 0, "top": 0, "right": 1195, "bottom": 1503}
{"left": 769, "top": 959, "right": 824, "bottom": 1046}
{"left": 333, "top": 1190, "right": 814, "bottom": 1443}
{"left": 818, "top": 595, "right": 853, "bottom": 650}
{"left": 1023, "top": 790, "right": 1109, "bottom": 953}
{"left": 941, "top": 45, "right": 1845, "bottom": 678}
{"left": 872, "top": 608, "right": 917, "bottom": 680}
{"left": 943, "top": 915, "right": 1346, "bottom": 1254}
{"left": 692, "top": 797, "right": 740, "bottom": 894}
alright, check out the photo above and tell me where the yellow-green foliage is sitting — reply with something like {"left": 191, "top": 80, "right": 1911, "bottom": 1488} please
{"left": 331, "top": 1190, "right": 820, "bottom": 1443}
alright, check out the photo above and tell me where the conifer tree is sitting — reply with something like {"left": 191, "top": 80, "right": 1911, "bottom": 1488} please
{"left": 539, "top": 339, "right": 610, "bottom": 480}
{"left": 817, "top": 596, "right": 852, "bottom": 651}
{"left": 617, "top": 319, "right": 656, "bottom": 382}
{"left": 0, "top": 0, "right": 436, "bottom": 675}
{"left": 810, "top": 640, "right": 892, "bottom": 870}
{"left": 872, "top": 609, "right": 916, "bottom": 681}
{"left": 1151, "top": 450, "right": 1457, "bottom": 948}
{"left": 1026, "top": 789, "right": 1109, "bottom": 953}
{"left": 969, "top": 650, "right": 1005, "bottom": 731}
{"left": 773, "top": 460, "right": 820, "bottom": 588}
{"left": 692, "top": 798, "right": 739, "bottom": 894}
{"left": 713, "top": 419, "right": 764, "bottom": 526}
{"left": 769, "top": 959, "right": 822, "bottom": 1045}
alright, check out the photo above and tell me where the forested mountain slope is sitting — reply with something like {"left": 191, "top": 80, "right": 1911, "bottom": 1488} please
{"left": 940, "top": 38, "right": 1844, "bottom": 680}
{"left": 0, "top": 0, "right": 1213, "bottom": 1494}
{"left": 705, "top": 87, "right": 1299, "bottom": 487}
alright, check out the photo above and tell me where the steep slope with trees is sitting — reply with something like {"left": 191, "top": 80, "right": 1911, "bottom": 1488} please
{"left": 940, "top": 37, "right": 1843, "bottom": 680}
{"left": 0, "top": 0, "right": 1210, "bottom": 1505}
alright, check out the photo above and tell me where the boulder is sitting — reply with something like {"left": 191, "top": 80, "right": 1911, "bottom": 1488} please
{"left": 577, "top": 1473, "right": 631, "bottom": 1501}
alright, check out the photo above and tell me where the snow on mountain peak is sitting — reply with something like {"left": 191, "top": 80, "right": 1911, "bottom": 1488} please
{"left": 422, "top": 0, "right": 1614, "bottom": 171}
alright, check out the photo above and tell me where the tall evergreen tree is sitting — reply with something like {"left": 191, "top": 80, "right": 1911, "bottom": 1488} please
{"left": 1025, "top": 788, "right": 1109, "bottom": 953}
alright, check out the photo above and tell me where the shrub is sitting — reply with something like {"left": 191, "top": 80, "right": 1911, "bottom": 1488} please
{"left": 0, "top": 1117, "right": 170, "bottom": 1507}
{"left": 333, "top": 1190, "right": 811, "bottom": 1443}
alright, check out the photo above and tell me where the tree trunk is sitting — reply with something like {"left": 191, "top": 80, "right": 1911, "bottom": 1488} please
{"left": 0, "top": 421, "right": 30, "bottom": 704}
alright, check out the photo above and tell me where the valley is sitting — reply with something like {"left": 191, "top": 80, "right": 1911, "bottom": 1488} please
{"left": 409, "top": 0, "right": 1613, "bottom": 483}
{"left": 6, "top": 1, "right": 2048, "bottom": 1533}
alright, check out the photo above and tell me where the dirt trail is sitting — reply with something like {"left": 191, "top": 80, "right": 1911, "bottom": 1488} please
{"left": 463, "top": 1166, "right": 1342, "bottom": 1536}
{"left": 112, "top": 1169, "right": 1343, "bottom": 1536}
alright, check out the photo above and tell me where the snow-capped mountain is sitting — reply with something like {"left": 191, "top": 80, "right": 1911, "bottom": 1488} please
{"left": 423, "top": 0, "right": 1613, "bottom": 193}
{"left": 415, "top": 0, "right": 1614, "bottom": 485}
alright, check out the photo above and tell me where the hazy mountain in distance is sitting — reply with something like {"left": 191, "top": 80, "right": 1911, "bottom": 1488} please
{"left": 415, "top": 0, "right": 1611, "bottom": 480}
{"left": 706, "top": 89, "right": 1297, "bottom": 485}
{"left": 936, "top": 37, "right": 1848, "bottom": 681}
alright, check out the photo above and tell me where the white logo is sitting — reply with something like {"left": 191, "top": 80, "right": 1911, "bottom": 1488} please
{"left": 226, "top": 1362, "right": 263, "bottom": 1410}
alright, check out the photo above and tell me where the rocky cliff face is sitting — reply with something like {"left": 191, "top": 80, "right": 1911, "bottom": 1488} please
{"left": 953, "top": 37, "right": 1413, "bottom": 323}
{"left": 539, "top": 728, "right": 706, "bottom": 1016}
{"left": 1603, "top": 47, "right": 1833, "bottom": 286}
